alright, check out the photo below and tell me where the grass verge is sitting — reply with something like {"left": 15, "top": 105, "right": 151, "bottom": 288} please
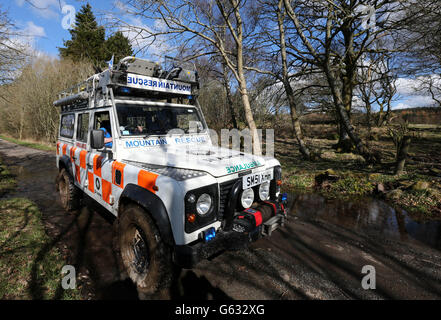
{"left": 0, "top": 134, "right": 55, "bottom": 152}
{"left": 0, "top": 159, "right": 81, "bottom": 299}
{"left": 0, "top": 159, "right": 16, "bottom": 196}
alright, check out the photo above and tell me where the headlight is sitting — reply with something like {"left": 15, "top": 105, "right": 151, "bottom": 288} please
{"left": 258, "top": 181, "right": 270, "bottom": 201}
{"left": 196, "top": 193, "right": 212, "bottom": 215}
{"left": 240, "top": 188, "right": 254, "bottom": 208}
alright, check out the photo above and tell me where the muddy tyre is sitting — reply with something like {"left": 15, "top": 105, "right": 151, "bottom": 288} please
{"left": 57, "top": 168, "right": 80, "bottom": 211}
{"left": 117, "top": 204, "right": 173, "bottom": 296}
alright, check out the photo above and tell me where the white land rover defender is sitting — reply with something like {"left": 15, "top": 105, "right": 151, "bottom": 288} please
{"left": 54, "top": 56, "right": 287, "bottom": 293}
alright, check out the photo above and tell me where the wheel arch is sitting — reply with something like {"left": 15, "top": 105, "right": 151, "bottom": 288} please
{"left": 118, "top": 184, "right": 175, "bottom": 246}
{"left": 58, "top": 155, "right": 74, "bottom": 177}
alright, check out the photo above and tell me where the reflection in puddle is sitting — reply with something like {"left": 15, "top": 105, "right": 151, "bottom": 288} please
{"left": 289, "top": 194, "right": 441, "bottom": 251}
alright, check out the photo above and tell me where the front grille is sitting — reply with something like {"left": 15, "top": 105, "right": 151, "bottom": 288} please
{"left": 219, "top": 179, "right": 239, "bottom": 218}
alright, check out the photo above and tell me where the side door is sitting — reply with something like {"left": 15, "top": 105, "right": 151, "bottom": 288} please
{"left": 71, "top": 111, "right": 90, "bottom": 189}
{"left": 58, "top": 113, "right": 76, "bottom": 176}
{"left": 86, "top": 110, "right": 116, "bottom": 208}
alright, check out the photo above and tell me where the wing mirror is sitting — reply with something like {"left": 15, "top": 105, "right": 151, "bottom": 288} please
{"left": 90, "top": 129, "right": 104, "bottom": 149}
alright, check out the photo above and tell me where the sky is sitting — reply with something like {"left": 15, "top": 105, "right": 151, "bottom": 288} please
{"left": 3, "top": 0, "right": 439, "bottom": 110}
{"left": 5, "top": 0, "right": 113, "bottom": 57}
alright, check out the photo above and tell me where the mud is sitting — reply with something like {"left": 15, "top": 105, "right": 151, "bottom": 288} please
{"left": 0, "top": 138, "right": 440, "bottom": 300}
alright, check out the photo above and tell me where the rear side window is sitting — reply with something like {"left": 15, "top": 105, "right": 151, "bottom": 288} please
{"left": 60, "top": 114, "right": 75, "bottom": 138}
{"left": 76, "top": 113, "right": 89, "bottom": 142}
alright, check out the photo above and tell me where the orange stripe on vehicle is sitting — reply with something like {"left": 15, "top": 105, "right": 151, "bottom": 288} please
{"left": 88, "top": 172, "right": 94, "bottom": 193}
{"left": 112, "top": 161, "right": 126, "bottom": 188}
{"left": 80, "top": 150, "right": 87, "bottom": 169}
{"left": 56, "top": 142, "right": 60, "bottom": 155}
{"left": 102, "top": 179, "right": 112, "bottom": 204}
{"left": 93, "top": 155, "right": 103, "bottom": 177}
{"left": 75, "top": 165, "right": 80, "bottom": 183}
{"left": 137, "top": 170, "right": 158, "bottom": 194}
{"left": 62, "top": 144, "right": 67, "bottom": 155}
{"left": 70, "top": 147, "right": 77, "bottom": 163}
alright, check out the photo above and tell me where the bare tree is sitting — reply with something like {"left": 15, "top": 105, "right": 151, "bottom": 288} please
{"left": 117, "top": 0, "right": 264, "bottom": 154}
{"left": 395, "top": 1, "right": 441, "bottom": 107}
{"left": 0, "top": 57, "right": 93, "bottom": 143}
{"left": 357, "top": 54, "right": 397, "bottom": 128}
{"left": 0, "top": 8, "right": 27, "bottom": 100}
{"left": 240, "top": 0, "right": 313, "bottom": 159}
{"left": 283, "top": 0, "right": 400, "bottom": 162}
{"left": 374, "top": 73, "right": 397, "bottom": 126}
{"left": 192, "top": 55, "right": 239, "bottom": 130}
{"left": 397, "top": 1, "right": 441, "bottom": 75}
{"left": 388, "top": 121, "right": 411, "bottom": 175}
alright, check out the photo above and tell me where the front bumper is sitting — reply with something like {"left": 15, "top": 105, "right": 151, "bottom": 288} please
{"left": 173, "top": 230, "right": 249, "bottom": 268}
{"left": 173, "top": 198, "right": 287, "bottom": 268}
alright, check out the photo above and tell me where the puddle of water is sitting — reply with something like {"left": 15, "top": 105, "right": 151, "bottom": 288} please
{"left": 288, "top": 193, "right": 441, "bottom": 251}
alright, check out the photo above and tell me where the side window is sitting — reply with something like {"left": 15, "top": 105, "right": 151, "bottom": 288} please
{"left": 76, "top": 113, "right": 89, "bottom": 142}
{"left": 94, "top": 111, "right": 111, "bottom": 133}
{"left": 60, "top": 114, "right": 75, "bottom": 138}
{"left": 94, "top": 111, "right": 113, "bottom": 148}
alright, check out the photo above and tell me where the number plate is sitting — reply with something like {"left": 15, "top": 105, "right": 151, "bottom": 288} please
{"left": 242, "top": 169, "right": 273, "bottom": 189}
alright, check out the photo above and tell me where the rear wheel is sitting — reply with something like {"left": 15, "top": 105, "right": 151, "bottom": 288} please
{"left": 117, "top": 204, "right": 173, "bottom": 296}
{"left": 57, "top": 168, "right": 80, "bottom": 211}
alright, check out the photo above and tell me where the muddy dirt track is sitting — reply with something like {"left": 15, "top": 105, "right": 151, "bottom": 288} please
{"left": 0, "top": 138, "right": 440, "bottom": 300}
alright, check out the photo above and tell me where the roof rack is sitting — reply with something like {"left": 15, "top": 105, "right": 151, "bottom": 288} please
{"left": 54, "top": 56, "right": 200, "bottom": 108}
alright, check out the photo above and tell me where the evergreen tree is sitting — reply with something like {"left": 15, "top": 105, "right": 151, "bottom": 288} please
{"left": 104, "top": 31, "right": 133, "bottom": 64}
{"left": 59, "top": 3, "right": 133, "bottom": 68}
{"left": 59, "top": 3, "right": 106, "bottom": 67}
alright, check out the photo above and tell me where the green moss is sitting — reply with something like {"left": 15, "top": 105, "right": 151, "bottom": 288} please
{"left": 319, "top": 173, "right": 375, "bottom": 199}
{"left": 398, "top": 188, "right": 441, "bottom": 217}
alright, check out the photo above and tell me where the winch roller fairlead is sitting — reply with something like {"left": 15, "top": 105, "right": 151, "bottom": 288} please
{"left": 232, "top": 199, "right": 287, "bottom": 241}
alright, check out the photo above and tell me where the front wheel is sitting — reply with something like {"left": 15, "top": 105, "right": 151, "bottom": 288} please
{"left": 117, "top": 204, "right": 173, "bottom": 296}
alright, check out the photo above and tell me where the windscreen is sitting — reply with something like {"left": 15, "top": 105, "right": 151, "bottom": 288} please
{"left": 116, "top": 104, "right": 205, "bottom": 136}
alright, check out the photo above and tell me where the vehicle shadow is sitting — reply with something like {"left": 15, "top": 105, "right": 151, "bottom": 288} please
{"left": 1, "top": 140, "right": 230, "bottom": 300}
{"left": 28, "top": 191, "right": 233, "bottom": 300}
{"left": 168, "top": 269, "right": 232, "bottom": 300}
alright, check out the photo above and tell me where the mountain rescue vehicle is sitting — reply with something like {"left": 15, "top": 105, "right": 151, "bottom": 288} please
{"left": 54, "top": 56, "right": 287, "bottom": 293}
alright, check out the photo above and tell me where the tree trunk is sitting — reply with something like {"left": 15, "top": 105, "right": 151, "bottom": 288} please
{"left": 233, "top": 1, "right": 262, "bottom": 155}
{"left": 395, "top": 135, "right": 411, "bottom": 175}
{"left": 277, "top": 0, "right": 310, "bottom": 159}
{"left": 222, "top": 62, "right": 238, "bottom": 129}
{"left": 383, "top": 101, "right": 392, "bottom": 126}
{"left": 337, "top": 52, "right": 357, "bottom": 150}
{"left": 377, "top": 102, "right": 384, "bottom": 126}
{"left": 336, "top": 119, "right": 352, "bottom": 151}
{"left": 238, "top": 79, "right": 262, "bottom": 155}
{"left": 324, "top": 64, "right": 374, "bottom": 163}
{"left": 285, "top": 83, "right": 310, "bottom": 159}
